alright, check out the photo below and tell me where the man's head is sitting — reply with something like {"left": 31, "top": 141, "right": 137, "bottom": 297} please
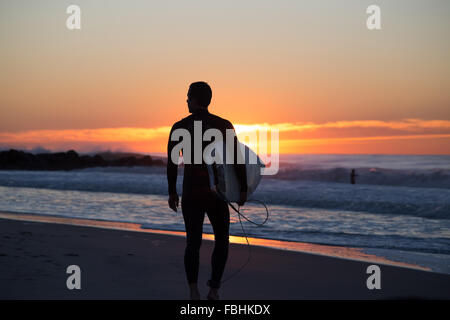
{"left": 187, "top": 81, "right": 212, "bottom": 113}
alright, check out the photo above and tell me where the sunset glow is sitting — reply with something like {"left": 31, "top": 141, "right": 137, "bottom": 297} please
{"left": 1, "top": 119, "right": 449, "bottom": 155}
{"left": 1, "top": 1, "right": 449, "bottom": 155}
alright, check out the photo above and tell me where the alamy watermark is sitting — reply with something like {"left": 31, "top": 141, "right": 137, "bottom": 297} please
{"left": 169, "top": 121, "right": 279, "bottom": 175}
{"left": 367, "top": 5, "right": 381, "bottom": 30}
{"left": 66, "top": 4, "right": 381, "bottom": 31}
{"left": 66, "top": 5, "right": 81, "bottom": 30}
{"left": 66, "top": 265, "right": 81, "bottom": 290}
{"left": 366, "top": 265, "right": 381, "bottom": 290}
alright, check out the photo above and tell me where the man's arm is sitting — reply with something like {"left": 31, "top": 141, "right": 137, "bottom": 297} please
{"left": 167, "top": 124, "right": 179, "bottom": 211}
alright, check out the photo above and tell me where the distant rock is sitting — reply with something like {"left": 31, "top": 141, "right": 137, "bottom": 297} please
{"left": 0, "top": 149, "right": 165, "bottom": 171}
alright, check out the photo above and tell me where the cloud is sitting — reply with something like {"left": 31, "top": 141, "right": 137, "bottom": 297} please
{"left": 0, "top": 119, "right": 449, "bottom": 154}
{"left": 0, "top": 127, "right": 171, "bottom": 143}
{"left": 234, "top": 119, "right": 450, "bottom": 133}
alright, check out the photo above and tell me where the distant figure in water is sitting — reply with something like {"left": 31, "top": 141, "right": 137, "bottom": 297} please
{"left": 350, "top": 169, "right": 358, "bottom": 184}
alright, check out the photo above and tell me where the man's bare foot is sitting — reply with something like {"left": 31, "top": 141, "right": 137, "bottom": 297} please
{"left": 207, "top": 288, "right": 219, "bottom": 300}
{"left": 189, "top": 283, "right": 200, "bottom": 300}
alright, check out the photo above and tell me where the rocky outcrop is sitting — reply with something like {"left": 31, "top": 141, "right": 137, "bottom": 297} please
{"left": 0, "top": 149, "right": 164, "bottom": 170}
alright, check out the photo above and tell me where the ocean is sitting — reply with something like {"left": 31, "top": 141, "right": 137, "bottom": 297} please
{"left": 0, "top": 154, "right": 449, "bottom": 273}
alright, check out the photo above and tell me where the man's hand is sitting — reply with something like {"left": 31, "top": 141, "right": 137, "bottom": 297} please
{"left": 237, "top": 191, "right": 247, "bottom": 207}
{"left": 168, "top": 193, "right": 179, "bottom": 212}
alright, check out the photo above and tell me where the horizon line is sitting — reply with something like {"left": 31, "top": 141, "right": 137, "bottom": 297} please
{"left": 1, "top": 147, "right": 449, "bottom": 157}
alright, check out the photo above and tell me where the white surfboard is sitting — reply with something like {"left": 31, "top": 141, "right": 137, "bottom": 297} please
{"left": 205, "top": 141, "right": 265, "bottom": 202}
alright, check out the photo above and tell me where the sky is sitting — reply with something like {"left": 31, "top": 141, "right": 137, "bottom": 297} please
{"left": 0, "top": 0, "right": 449, "bottom": 154}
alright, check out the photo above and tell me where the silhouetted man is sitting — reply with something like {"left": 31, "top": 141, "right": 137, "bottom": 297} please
{"left": 167, "top": 81, "right": 247, "bottom": 300}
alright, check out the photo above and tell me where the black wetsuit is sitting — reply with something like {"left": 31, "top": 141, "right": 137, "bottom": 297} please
{"left": 167, "top": 108, "right": 247, "bottom": 289}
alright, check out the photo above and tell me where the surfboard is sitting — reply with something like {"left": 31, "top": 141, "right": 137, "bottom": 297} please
{"left": 205, "top": 141, "right": 265, "bottom": 203}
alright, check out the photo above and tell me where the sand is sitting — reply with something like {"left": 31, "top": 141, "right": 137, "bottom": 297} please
{"left": 0, "top": 216, "right": 449, "bottom": 300}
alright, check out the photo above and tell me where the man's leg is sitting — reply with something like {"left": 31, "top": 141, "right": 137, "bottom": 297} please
{"left": 205, "top": 197, "right": 230, "bottom": 299}
{"left": 181, "top": 197, "right": 205, "bottom": 299}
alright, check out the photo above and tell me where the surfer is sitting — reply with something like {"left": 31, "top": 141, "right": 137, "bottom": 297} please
{"left": 167, "top": 81, "right": 248, "bottom": 300}
{"left": 351, "top": 169, "right": 358, "bottom": 184}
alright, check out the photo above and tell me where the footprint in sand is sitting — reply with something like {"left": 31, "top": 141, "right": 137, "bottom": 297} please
{"left": 64, "top": 253, "right": 79, "bottom": 257}
{"left": 151, "top": 240, "right": 166, "bottom": 247}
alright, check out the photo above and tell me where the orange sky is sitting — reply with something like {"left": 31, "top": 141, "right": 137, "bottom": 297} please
{"left": 1, "top": 1, "right": 449, "bottom": 154}
{"left": 1, "top": 119, "right": 449, "bottom": 154}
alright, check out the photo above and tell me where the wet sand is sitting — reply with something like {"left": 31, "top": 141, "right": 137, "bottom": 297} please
{"left": 0, "top": 216, "right": 449, "bottom": 299}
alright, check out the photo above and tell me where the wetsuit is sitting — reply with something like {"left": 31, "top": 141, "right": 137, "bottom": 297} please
{"left": 167, "top": 108, "right": 247, "bottom": 289}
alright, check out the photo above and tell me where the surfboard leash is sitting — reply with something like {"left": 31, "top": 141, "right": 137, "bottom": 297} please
{"left": 216, "top": 191, "right": 270, "bottom": 286}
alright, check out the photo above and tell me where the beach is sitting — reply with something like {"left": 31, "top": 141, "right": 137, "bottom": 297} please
{"left": 1, "top": 162, "right": 449, "bottom": 275}
{"left": 2, "top": 0, "right": 450, "bottom": 304}
{"left": 1, "top": 215, "right": 449, "bottom": 300}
